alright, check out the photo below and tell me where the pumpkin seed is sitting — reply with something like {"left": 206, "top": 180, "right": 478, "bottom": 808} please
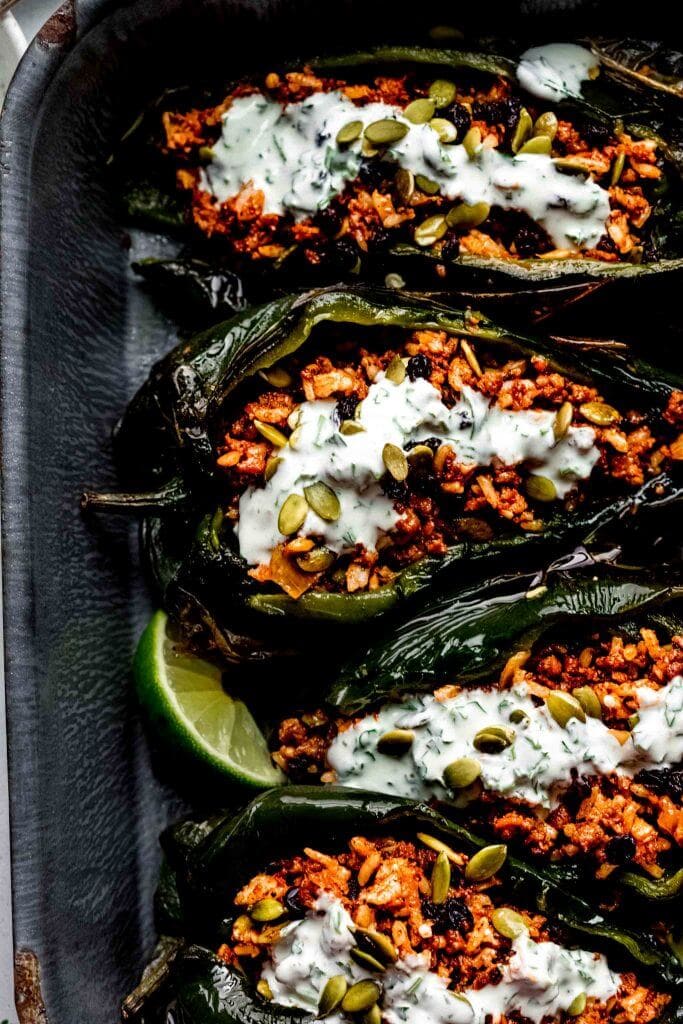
{"left": 518, "top": 135, "right": 552, "bottom": 156}
{"left": 250, "top": 898, "right": 285, "bottom": 922}
{"left": 572, "top": 686, "right": 602, "bottom": 719}
{"left": 460, "top": 339, "right": 482, "bottom": 377}
{"left": 385, "top": 355, "right": 407, "bottom": 384}
{"left": 611, "top": 151, "right": 626, "bottom": 186}
{"left": 407, "top": 444, "right": 434, "bottom": 465}
{"left": 382, "top": 443, "right": 409, "bottom": 481}
{"left": 463, "top": 127, "right": 481, "bottom": 159}
{"left": 455, "top": 516, "right": 494, "bottom": 542}
{"left": 509, "top": 708, "right": 530, "bottom": 725}
{"left": 405, "top": 98, "right": 436, "bottom": 124}
{"left": 491, "top": 907, "right": 527, "bottom": 939}
{"left": 546, "top": 691, "right": 586, "bottom": 728}
{"left": 351, "top": 948, "right": 386, "bottom": 973}
{"left": 198, "top": 145, "right": 215, "bottom": 163}
{"left": 336, "top": 120, "right": 363, "bottom": 146}
{"left": 417, "top": 833, "right": 461, "bottom": 864}
{"left": 465, "top": 844, "right": 507, "bottom": 882}
{"left": 446, "top": 201, "right": 490, "bottom": 229}
{"left": 288, "top": 426, "right": 303, "bottom": 449}
{"left": 533, "top": 111, "right": 558, "bottom": 140}
{"left": 429, "top": 79, "right": 457, "bottom": 108}
{"left": 355, "top": 928, "right": 399, "bottom": 964}
{"left": 363, "top": 1005, "right": 382, "bottom": 1024}
{"left": 296, "top": 547, "right": 336, "bottom": 573}
{"left": 304, "top": 482, "right": 341, "bottom": 522}
{"left": 319, "top": 975, "right": 348, "bottom": 1017}
{"left": 340, "top": 420, "right": 366, "bottom": 435}
{"left": 365, "top": 119, "right": 409, "bottom": 145}
{"left": 361, "top": 137, "right": 382, "bottom": 158}
{"left": 265, "top": 456, "right": 282, "bottom": 481}
{"left": 511, "top": 108, "right": 533, "bottom": 153}
{"left": 567, "top": 993, "right": 587, "bottom": 1017}
{"left": 553, "top": 401, "right": 574, "bottom": 442}
{"left": 443, "top": 757, "right": 481, "bottom": 790}
{"left": 395, "top": 168, "right": 415, "bottom": 204}
{"left": 342, "top": 980, "right": 382, "bottom": 1014}
{"left": 553, "top": 156, "right": 594, "bottom": 173}
{"left": 287, "top": 408, "right": 301, "bottom": 430}
{"left": 414, "top": 214, "right": 448, "bottom": 247}
{"left": 450, "top": 778, "right": 483, "bottom": 809}
{"left": 415, "top": 174, "right": 441, "bottom": 195}
{"left": 377, "top": 728, "right": 415, "bottom": 756}
{"left": 257, "top": 979, "right": 274, "bottom": 1001}
{"left": 278, "top": 494, "right": 308, "bottom": 536}
{"left": 254, "top": 419, "right": 288, "bottom": 447}
{"left": 431, "top": 850, "right": 451, "bottom": 904}
{"left": 430, "top": 118, "right": 457, "bottom": 143}
{"left": 628, "top": 713, "right": 640, "bottom": 729}
{"left": 473, "top": 725, "right": 515, "bottom": 753}
{"left": 526, "top": 475, "right": 557, "bottom": 503}
{"left": 579, "top": 401, "right": 620, "bottom": 426}
{"left": 259, "top": 365, "right": 292, "bottom": 388}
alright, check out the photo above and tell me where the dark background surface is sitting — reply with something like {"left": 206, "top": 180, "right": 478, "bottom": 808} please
{"left": 2, "top": 1, "right": 683, "bottom": 1020}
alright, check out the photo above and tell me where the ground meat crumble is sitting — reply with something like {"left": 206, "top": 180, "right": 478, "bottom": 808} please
{"left": 162, "top": 68, "right": 664, "bottom": 271}
{"left": 274, "top": 627, "right": 683, "bottom": 878}
{"left": 214, "top": 328, "right": 682, "bottom": 597}
{"left": 216, "top": 836, "right": 667, "bottom": 1024}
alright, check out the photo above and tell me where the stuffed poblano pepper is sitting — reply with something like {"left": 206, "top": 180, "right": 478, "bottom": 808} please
{"left": 121, "top": 38, "right": 683, "bottom": 298}
{"left": 122, "top": 788, "right": 681, "bottom": 1023}
{"left": 270, "top": 574, "right": 683, "bottom": 895}
{"left": 93, "top": 288, "right": 683, "bottom": 625}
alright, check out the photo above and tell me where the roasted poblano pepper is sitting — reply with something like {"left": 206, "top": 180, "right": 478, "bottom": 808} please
{"left": 122, "top": 788, "right": 683, "bottom": 1023}
{"left": 117, "top": 40, "right": 683, "bottom": 310}
{"left": 87, "top": 287, "right": 683, "bottom": 639}
{"left": 325, "top": 564, "right": 683, "bottom": 711}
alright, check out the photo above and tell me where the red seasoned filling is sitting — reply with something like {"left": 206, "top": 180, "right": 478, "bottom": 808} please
{"left": 274, "top": 626, "right": 683, "bottom": 878}
{"left": 214, "top": 329, "right": 682, "bottom": 597}
{"left": 162, "top": 68, "right": 663, "bottom": 269}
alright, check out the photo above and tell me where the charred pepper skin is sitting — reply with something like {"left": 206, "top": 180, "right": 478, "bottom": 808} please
{"left": 86, "top": 287, "right": 683, "bottom": 634}
{"left": 128, "top": 787, "right": 683, "bottom": 1023}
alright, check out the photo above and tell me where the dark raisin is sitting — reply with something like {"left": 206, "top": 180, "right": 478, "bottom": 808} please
{"left": 369, "top": 227, "right": 392, "bottom": 251}
{"left": 381, "top": 475, "right": 409, "bottom": 500}
{"left": 578, "top": 118, "right": 611, "bottom": 148}
{"left": 440, "top": 235, "right": 460, "bottom": 261}
{"left": 422, "top": 897, "right": 473, "bottom": 933}
{"left": 472, "top": 97, "right": 521, "bottom": 133}
{"left": 514, "top": 224, "right": 551, "bottom": 258}
{"left": 358, "top": 159, "right": 390, "bottom": 189}
{"left": 443, "top": 103, "right": 472, "bottom": 140}
{"left": 407, "top": 354, "right": 432, "bottom": 380}
{"left": 335, "top": 395, "right": 359, "bottom": 424}
{"left": 317, "top": 204, "right": 344, "bottom": 237}
{"left": 406, "top": 436, "right": 442, "bottom": 453}
{"left": 636, "top": 766, "right": 683, "bottom": 800}
{"left": 214, "top": 916, "right": 235, "bottom": 942}
{"left": 284, "top": 887, "right": 307, "bottom": 919}
{"left": 605, "top": 835, "right": 637, "bottom": 865}
{"left": 287, "top": 754, "right": 313, "bottom": 775}
{"left": 329, "top": 238, "right": 361, "bottom": 274}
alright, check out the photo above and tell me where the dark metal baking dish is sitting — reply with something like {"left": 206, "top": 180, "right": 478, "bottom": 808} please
{"left": 2, "top": 1, "right": 683, "bottom": 1020}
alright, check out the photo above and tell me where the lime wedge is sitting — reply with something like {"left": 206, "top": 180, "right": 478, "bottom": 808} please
{"left": 134, "top": 610, "right": 285, "bottom": 788}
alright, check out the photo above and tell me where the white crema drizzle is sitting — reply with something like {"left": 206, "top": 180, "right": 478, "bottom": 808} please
{"left": 261, "top": 894, "right": 621, "bottom": 1024}
{"left": 201, "top": 89, "right": 611, "bottom": 251}
{"left": 236, "top": 373, "right": 599, "bottom": 568}
{"left": 326, "top": 677, "right": 683, "bottom": 808}
{"left": 517, "top": 44, "right": 600, "bottom": 104}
